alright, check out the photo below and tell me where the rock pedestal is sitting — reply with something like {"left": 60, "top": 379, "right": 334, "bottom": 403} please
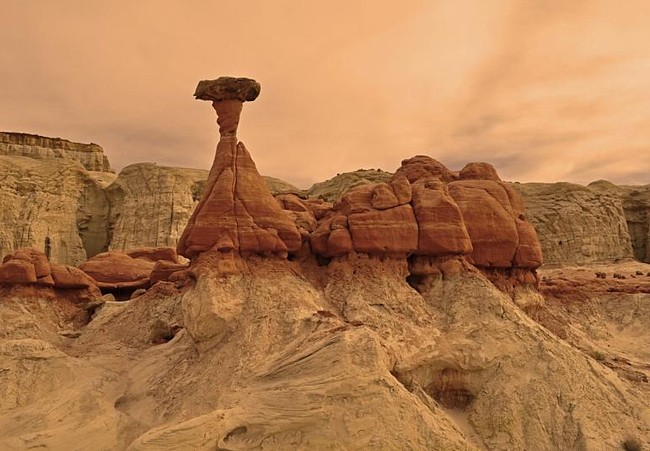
{"left": 177, "top": 77, "right": 300, "bottom": 260}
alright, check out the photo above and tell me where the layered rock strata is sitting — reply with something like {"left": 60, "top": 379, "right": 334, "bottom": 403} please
{"left": 106, "top": 163, "right": 209, "bottom": 251}
{"left": 310, "top": 156, "right": 542, "bottom": 274}
{"left": 177, "top": 77, "right": 301, "bottom": 259}
{"left": 588, "top": 180, "right": 650, "bottom": 263}
{"left": 79, "top": 247, "right": 184, "bottom": 292}
{"left": 514, "top": 182, "right": 634, "bottom": 265}
{"left": 0, "top": 132, "right": 112, "bottom": 172}
{"left": 0, "top": 155, "right": 114, "bottom": 266}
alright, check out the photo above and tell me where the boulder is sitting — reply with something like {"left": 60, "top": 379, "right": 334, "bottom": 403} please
{"left": 458, "top": 162, "right": 501, "bottom": 181}
{"left": 50, "top": 264, "right": 97, "bottom": 289}
{"left": 78, "top": 250, "right": 170, "bottom": 291}
{"left": 393, "top": 155, "right": 456, "bottom": 183}
{"left": 0, "top": 259, "right": 37, "bottom": 284}
{"left": 448, "top": 180, "right": 542, "bottom": 269}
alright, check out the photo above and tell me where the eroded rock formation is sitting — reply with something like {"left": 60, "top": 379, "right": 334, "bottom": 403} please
{"left": 0, "top": 132, "right": 112, "bottom": 172}
{"left": 589, "top": 180, "right": 650, "bottom": 263}
{"left": 106, "top": 163, "right": 209, "bottom": 251}
{"left": 514, "top": 182, "right": 634, "bottom": 265}
{"left": 0, "top": 154, "right": 114, "bottom": 266}
{"left": 0, "top": 247, "right": 100, "bottom": 297}
{"left": 79, "top": 247, "right": 183, "bottom": 293}
{"left": 177, "top": 77, "right": 301, "bottom": 259}
{"left": 310, "top": 156, "right": 542, "bottom": 274}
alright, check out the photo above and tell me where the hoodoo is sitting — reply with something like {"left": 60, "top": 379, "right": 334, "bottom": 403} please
{"left": 176, "top": 77, "right": 301, "bottom": 259}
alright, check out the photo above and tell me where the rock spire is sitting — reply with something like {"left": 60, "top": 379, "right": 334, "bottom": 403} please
{"left": 177, "top": 77, "right": 300, "bottom": 259}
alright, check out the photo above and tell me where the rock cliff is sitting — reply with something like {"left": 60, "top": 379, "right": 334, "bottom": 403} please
{"left": 589, "top": 180, "right": 650, "bottom": 263}
{"left": 106, "top": 163, "right": 208, "bottom": 252}
{"left": 0, "top": 132, "right": 112, "bottom": 172}
{"left": 513, "top": 182, "right": 635, "bottom": 265}
{"left": 0, "top": 155, "right": 114, "bottom": 266}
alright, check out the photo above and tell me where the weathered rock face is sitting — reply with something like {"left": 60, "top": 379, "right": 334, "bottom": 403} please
{"left": 448, "top": 179, "right": 542, "bottom": 268}
{"left": 194, "top": 76, "right": 261, "bottom": 102}
{"left": 0, "top": 155, "right": 115, "bottom": 266}
{"left": 588, "top": 180, "right": 650, "bottom": 264}
{"left": 306, "top": 169, "right": 392, "bottom": 202}
{"left": 106, "top": 163, "right": 209, "bottom": 251}
{"left": 310, "top": 157, "right": 542, "bottom": 272}
{"left": 177, "top": 78, "right": 301, "bottom": 259}
{"left": 0, "top": 132, "right": 112, "bottom": 172}
{"left": 513, "top": 182, "right": 634, "bottom": 265}
{"left": 621, "top": 186, "right": 650, "bottom": 263}
{"left": 0, "top": 130, "right": 307, "bottom": 263}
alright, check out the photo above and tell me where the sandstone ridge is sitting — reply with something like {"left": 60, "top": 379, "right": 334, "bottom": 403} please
{"left": 0, "top": 131, "right": 112, "bottom": 172}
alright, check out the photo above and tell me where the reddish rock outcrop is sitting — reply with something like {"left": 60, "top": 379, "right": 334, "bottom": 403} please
{"left": 177, "top": 77, "right": 301, "bottom": 259}
{"left": 310, "top": 180, "right": 419, "bottom": 258}
{"left": 150, "top": 260, "right": 190, "bottom": 285}
{"left": 308, "top": 156, "right": 542, "bottom": 274}
{"left": 393, "top": 155, "right": 457, "bottom": 183}
{"left": 78, "top": 247, "right": 179, "bottom": 292}
{"left": 0, "top": 248, "right": 100, "bottom": 298}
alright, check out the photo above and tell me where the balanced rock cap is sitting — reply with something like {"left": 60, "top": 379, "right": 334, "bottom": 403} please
{"left": 194, "top": 76, "right": 261, "bottom": 102}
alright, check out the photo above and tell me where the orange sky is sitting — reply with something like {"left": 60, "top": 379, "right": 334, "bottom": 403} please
{"left": 1, "top": 0, "right": 648, "bottom": 187}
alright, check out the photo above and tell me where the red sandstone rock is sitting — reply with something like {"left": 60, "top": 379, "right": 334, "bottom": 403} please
{"left": 11, "top": 248, "right": 51, "bottom": 278}
{"left": 177, "top": 78, "right": 301, "bottom": 259}
{"left": 393, "top": 156, "right": 457, "bottom": 183}
{"left": 150, "top": 260, "right": 190, "bottom": 285}
{"left": 371, "top": 183, "right": 399, "bottom": 210}
{"left": 458, "top": 162, "right": 501, "bottom": 181}
{"left": 308, "top": 156, "right": 542, "bottom": 271}
{"left": 79, "top": 251, "right": 154, "bottom": 291}
{"left": 448, "top": 180, "right": 542, "bottom": 268}
{"left": 303, "top": 199, "right": 333, "bottom": 220}
{"left": 389, "top": 176, "right": 412, "bottom": 205}
{"left": 0, "top": 248, "right": 100, "bottom": 298}
{"left": 50, "top": 264, "right": 97, "bottom": 289}
{"left": 276, "top": 194, "right": 318, "bottom": 236}
{"left": 126, "top": 247, "right": 179, "bottom": 263}
{"left": 36, "top": 275, "right": 56, "bottom": 287}
{"left": 0, "top": 259, "right": 37, "bottom": 284}
{"left": 410, "top": 179, "right": 472, "bottom": 256}
{"left": 348, "top": 205, "right": 418, "bottom": 255}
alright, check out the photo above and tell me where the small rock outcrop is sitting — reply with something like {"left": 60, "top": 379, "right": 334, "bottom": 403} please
{"left": 0, "top": 132, "right": 112, "bottom": 172}
{"left": 177, "top": 77, "right": 301, "bottom": 259}
{"left": 78, "top": 247, "right": 182, "bottom": 292}
{"left": 0, "top": 248, "right": 99, "bottom": 297}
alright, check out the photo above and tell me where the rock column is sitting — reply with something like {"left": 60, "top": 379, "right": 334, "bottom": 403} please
{"left": 177, "top": 77, "right": 301, "bottom": 259}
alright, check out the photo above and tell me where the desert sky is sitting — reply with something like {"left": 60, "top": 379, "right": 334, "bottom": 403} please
{"left": 1, "top": 0, "right": 649, "bottom": 187}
